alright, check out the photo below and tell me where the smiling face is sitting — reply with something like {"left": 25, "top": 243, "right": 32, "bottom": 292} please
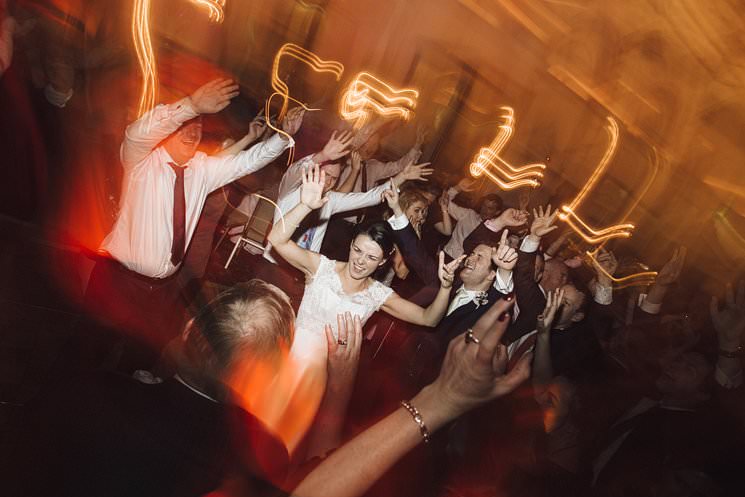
{"left": 347, "top": 234, "right": 387, "bottom": 280}
{"left": 163, "top": 119, "right": 203, "bottom": 165}
{"left": 459, "top": 244, "right": 496, "bottom": 290}
{"left": 405, "top": 200, "right": 428, "bottom": 234}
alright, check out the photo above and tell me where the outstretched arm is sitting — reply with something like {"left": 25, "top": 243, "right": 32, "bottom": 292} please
{"left": 292, "top": 297, "right": 531, "bottom": 497}
{"left": 336, "top": 151, "right": 362, "bottom": 194}
{"left": 383, "top": 183, "right": 440, "bottom": 286}
{"left": 201, "top": 107, "right": 304, "bottom": 192}
{"left": 215, "top": 113, "right": 268, "bottom": 157}
{"left": 266, "top": 165, "right": 326, "bottom": 276}
{"left": 381, "top": 252, "right": 463, "bottom": 326}
{"left": 434, "top": 191, "right": 454, "bottom": 236}
{"left": 532, "top": 289, "right": 564, "bottom": 394}
{"left": 121, "top": 78, "right": 239, "bottom": 168}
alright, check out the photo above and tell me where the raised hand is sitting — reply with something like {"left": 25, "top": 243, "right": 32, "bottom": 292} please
{"left": 492, "top": 229, "right": 518, "bottom": 271}
{"left": 590, "top": 247, "right": 618, "bottom": 285}
{"left": 438, "top": 251, "right": 464, "bottom": 289}
{"left": 496, "top": 207, "right": 529, "bottom": 227}
{"left": 381, "top": 179, "right": 403, "bottom": 216}
{"left": 281, "top": 106, "right": 306, "bottom": 136}
{"left": 710, "top": 281, "right": 745, "bottom": 351}
{"left": 300, "top": 164, "right": 329, "bottom": 210}
{"left": 316, "top": 130, "right": 355, "bottom": 163}
{"left": 537, "top": 288, "right": 565, "bottom": 334}
{"left": 428, "top": 297, "right": 531, "bottom": 417}
{"left": 246, "top": 115, "right": 268, "bottom": 142}
{"left": 655, "top": 247, "right": 686, "bottom": 286}
{"left": 350, "top": 150, "right": 362, "bottom": 172}
{"left": 324, "top": 312, "right": 363, "bottom": 393}
{"left": 189, "top": 78, "right": 240, "bottom": 114}
{"left": 438, "top": 191, "right": 450, "bottom": 211}
{"left": 530, "top": 204, "right": 559, "bottom": 238}
{"left": 397, "top": 162, "right": 433, "bottom": 183}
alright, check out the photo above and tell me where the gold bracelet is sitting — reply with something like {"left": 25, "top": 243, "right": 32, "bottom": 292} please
{"left": 400, "top": 400, "right": 430, "bottom": 444}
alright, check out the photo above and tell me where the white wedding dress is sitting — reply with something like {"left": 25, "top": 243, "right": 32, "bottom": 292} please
{"left": 259, "top": 255, "right": 393, "bottom": 452}
{"left": 293, "top": 255, "right": 393, "bottom": 365}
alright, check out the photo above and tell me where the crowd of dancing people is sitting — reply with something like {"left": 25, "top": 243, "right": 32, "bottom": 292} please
{"left": 2, "top": 7, "right": 744, "bottom": 494}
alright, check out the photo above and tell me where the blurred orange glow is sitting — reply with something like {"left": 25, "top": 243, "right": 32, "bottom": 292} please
{"left": 232, "top": 351, "right": 325, "bottom": 454}
{"left": 132, "top": 0, "right": 158, "bottom": 117}
{"left": 190, "top": 0, "right": 226, "bottom": 23}
{"left": 339, "top": 72, "right": 418, "bottom": 130}
{"left": 468, "top": 106, "right": 545, "bottom": 190}
{"left": 559, "top": 117, "right": 635, "bottom": 244}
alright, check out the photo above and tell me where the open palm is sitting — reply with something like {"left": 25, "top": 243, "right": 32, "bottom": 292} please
{"left": 300, "top": 165, "right": 328, "bottom": 210}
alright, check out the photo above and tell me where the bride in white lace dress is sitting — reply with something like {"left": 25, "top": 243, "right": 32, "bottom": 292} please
{"left": 264, "top": 165, "right": 461, "bottom": 452}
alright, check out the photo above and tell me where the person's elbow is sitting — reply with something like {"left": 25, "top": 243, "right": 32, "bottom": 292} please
{"left": 267, "top": 228, "right": 283, "bottom": 248}
{"left": 421, "top": 313, "right": 443, "bottom": 327}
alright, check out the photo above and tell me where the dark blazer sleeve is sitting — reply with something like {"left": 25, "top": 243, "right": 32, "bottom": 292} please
{"left": 505, "top": 248, "right": 547, "bottom": 343}
{"left": 462, "top": 222, "right": 502, "bottom": 255}
{"left": 393, "top": 222, "right": 440, "bottom": 287}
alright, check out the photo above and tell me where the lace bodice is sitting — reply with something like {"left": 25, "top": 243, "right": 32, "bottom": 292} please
{"left": 295, "top": 256, "right": 393, "bottom": 346}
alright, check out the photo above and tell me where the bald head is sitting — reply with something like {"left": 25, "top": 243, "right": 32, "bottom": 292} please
{"left": 179, "top": 280, "right": 295, "bottom": 397}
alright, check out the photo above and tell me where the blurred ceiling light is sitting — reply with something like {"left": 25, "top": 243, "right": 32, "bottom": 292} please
{"left": 559, "top": 117, "right": 635, "bottom": 244}
{"left": 468, "top": 106, "right": 546, "bottom": 190}
{"left": 190, "top": 0, "right": 226, "bottom": 23}
{"left": 339, "top": 72, "right": 419, "bottom": 130}
{"left": 268, "top": 43, "right": 344, "bottom": 163}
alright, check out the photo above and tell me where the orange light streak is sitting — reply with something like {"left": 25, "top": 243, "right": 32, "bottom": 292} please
{"left": 468, "top": 107, "right": 545, "bottom": 190}
{"left": 339, "top": 72, "right": 419, "bottom": 130}
{"left": 132, "top": 0, "right": 158, "bottom": 117}
{"left": 267, "top": 43, "right": 344, "bottom": 165}
{"left": 270, "top": 43, "right": 344, "bottom": 122}
{"left": 558, "top": 117, "right": 636, "bottom": 244}
{"left": 586, "top": 247, "right": 657, "bottom": 289}
{"left": 190, "top": 0, "right": 226, "bottom": 22}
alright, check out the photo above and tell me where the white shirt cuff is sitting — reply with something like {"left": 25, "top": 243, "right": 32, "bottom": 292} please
{"left": 494, "top": 270, "right": 514, "bottom": 294}
{"left": 484, "top": 219, "right": 501, "bottom": 232}
{"left": 638, "top": 293, "right": 662, "bottom": 314}
{"left": 520, "top": 235, "right": 540, "bottom": 253}
{"left": 174, "top": 97, "right": 200, "bottom": 121}
{"left": 266, "top": 132, "right": 294, "bottom": 153}
{"left": 387, "top": 213, "right": 410, "bottom": 230}
{"left": 594, "top": 284, "right": 613, "bottom": 305}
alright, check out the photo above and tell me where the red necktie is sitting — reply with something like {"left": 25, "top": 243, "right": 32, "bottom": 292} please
{"left": 169, "top": 162, "right": 186, "bottom": 266}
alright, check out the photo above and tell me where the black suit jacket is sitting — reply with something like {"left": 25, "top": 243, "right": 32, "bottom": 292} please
{"left": 504, "top": 247, "right": 547, "bottom": 344}
{"left": 11, "top": 372, "right": 289, "bottom": 497}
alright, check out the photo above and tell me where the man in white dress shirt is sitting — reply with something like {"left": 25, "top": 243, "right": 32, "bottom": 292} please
{"left": 85, "top": 78, "right": 304, "bottom": 371}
